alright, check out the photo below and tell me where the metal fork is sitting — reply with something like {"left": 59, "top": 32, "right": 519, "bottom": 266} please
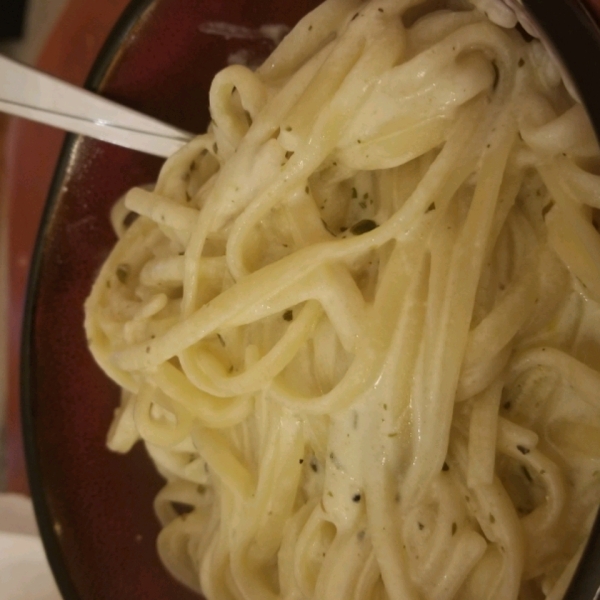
{"left": 0, "top": 54, "right": 193, "bottom": 157}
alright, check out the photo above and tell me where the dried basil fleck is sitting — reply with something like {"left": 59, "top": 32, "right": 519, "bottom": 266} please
{"left": 171, "top": 502, "right": 194, "bottom": 516}
{"left": 116, "top": 264, "right": 131, "bottom": 284}
{"left": 350, "top": 220, "right": 378, "bottom": 235}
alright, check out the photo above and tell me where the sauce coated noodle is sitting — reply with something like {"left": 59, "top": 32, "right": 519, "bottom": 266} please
{"left": 85, "top": 1, "right": 600, "bottom": 598}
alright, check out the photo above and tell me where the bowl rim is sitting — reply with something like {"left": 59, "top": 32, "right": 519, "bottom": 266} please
{"left": 19, "top": 0, "right": 600, "bottom": 599}
{"left": 523, "top": 0, "right": 600, "bottom": 138}
{"left": 20, "top": 1, "right": 156, "bottom": 598}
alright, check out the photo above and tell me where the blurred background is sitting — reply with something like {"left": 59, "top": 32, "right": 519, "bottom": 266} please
{"left": 0, "top": 0, "right": 69, "bottom": 64}
{"left": 0, "top": 0, "right": 130, "bottom": 494}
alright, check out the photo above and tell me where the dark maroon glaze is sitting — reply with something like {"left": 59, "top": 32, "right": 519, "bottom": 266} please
{"left": 22, "top": 0, "right": 319, "bottom": 599}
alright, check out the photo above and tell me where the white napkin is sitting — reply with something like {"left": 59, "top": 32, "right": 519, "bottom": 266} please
{"left": 0, "top": 494, "right": 61, "bottom": 600}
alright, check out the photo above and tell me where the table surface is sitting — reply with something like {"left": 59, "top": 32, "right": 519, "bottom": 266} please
{"left": 4, "top": 0, "right": 600, "bottom": 494}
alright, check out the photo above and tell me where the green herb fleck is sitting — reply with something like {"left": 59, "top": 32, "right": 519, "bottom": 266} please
{"left": 350, "top": 220, "right": 378, "bottom": 235}
{"left": 171, "top": 502, "right": 194, "bottom": 516}
{"left": 116, "top": 264, "right": 130, "bottom": 284}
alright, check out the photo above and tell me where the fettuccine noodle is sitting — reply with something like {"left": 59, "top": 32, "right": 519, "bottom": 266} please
{"left": 85, "top": 1, "right": 600, "bottom": 598}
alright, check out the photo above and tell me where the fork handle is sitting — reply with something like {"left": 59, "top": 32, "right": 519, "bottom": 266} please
{"left": 0, "top": 55, "right": 192, "bottom": 157}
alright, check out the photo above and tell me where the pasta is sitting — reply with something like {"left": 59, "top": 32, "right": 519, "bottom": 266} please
{"left": 85, "top": 0, "right": 600, "bottom": 598}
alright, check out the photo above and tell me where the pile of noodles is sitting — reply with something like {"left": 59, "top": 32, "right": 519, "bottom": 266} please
{"left": 85, "top": 1, "right": 600, "bottom": 598}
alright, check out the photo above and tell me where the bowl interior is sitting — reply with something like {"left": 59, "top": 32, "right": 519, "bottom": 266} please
{"left": 22, "top": 0, "right": 600, "bottom": 599}
{"left": 22, "top": 0, "right": 319, "bottom": 598}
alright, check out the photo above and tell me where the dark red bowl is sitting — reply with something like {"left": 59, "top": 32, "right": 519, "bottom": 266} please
{"left": 20, "top": 0, "right": 600, "bottom": 599}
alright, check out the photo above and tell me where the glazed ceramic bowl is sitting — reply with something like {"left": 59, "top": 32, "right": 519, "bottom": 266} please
{"left": 20, "top": 0, "right": 600, "bottom": 599}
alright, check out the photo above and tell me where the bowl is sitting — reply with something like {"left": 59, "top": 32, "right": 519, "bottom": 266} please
{"left": 20, "top": 0, "right": 600, "bottom": 599}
